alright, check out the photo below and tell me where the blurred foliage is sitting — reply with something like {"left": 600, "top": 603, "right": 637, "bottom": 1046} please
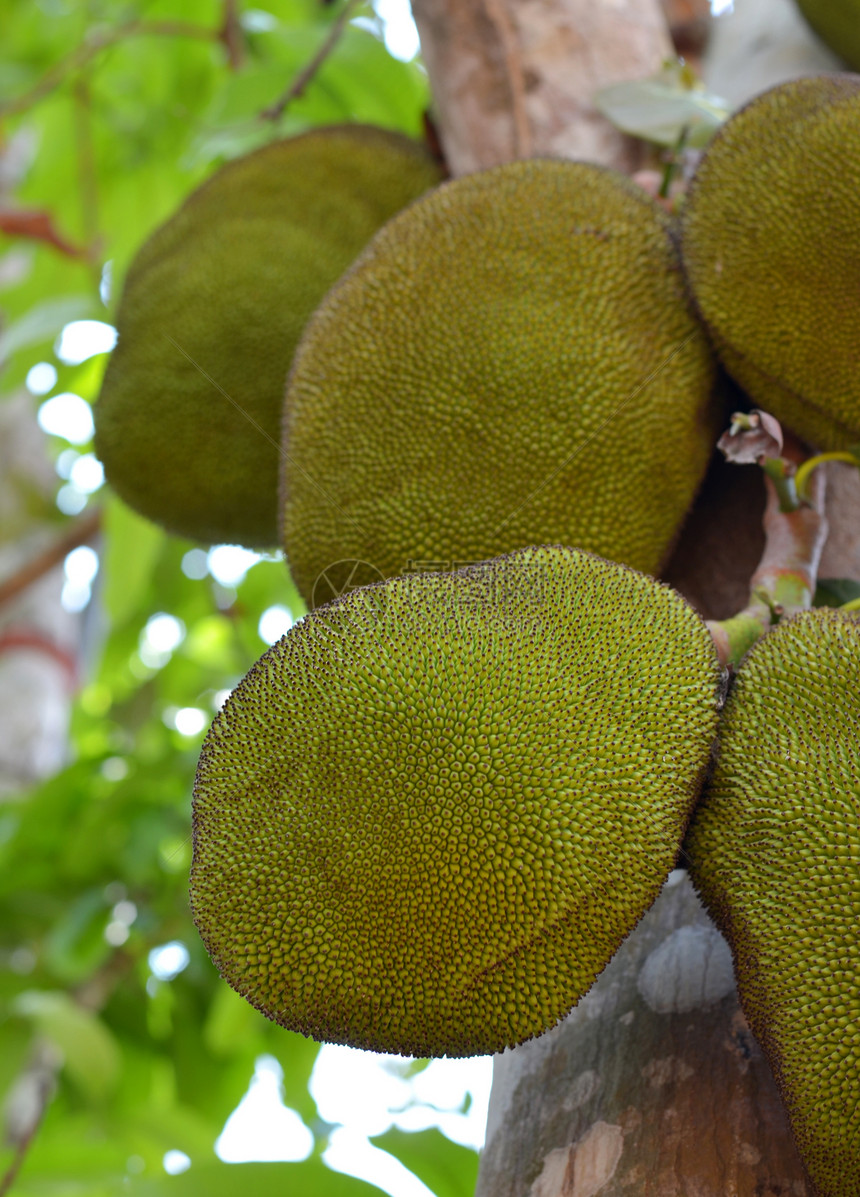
{"left": 0, "top": 2, "right": 480, "bottom": 1194}
{"left": 814, "top": 576, "right": 860, "bottom": 608}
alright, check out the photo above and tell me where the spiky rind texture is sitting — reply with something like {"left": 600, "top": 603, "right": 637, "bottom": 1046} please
{"left": 191, "top": 545, "right": 721, "bottom": 1058}
{"left": 282, "top": 159, "right": 717, "bottom": 607}
{"left": 681, "top": 74, "right": 860, "bottom": 450}
{"left": 688, "top": 609, "right": 860, "bottom": 1195}
{"left": 796, "top": 0, "right": 860, "bottom": 71}
{"left": 95, "top": 126, "right": 442, "bottom": 548}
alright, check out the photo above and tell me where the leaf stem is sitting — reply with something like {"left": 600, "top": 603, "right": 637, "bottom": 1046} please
{"left": 795, "top": 450, "right": 860, "bottom": 503}
{"left": 0, "top": 510, "right": 101, "bottom": 610}
{"left": 658, "top": 123, "right": 689, "bottom": 199}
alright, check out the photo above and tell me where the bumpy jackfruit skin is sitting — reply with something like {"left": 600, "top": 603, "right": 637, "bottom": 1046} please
{"left": 282, "top": 159, "right": 717, "bottom": 607}
{"left": 687, "top": 609, "right": 860, "bottom": 1196}
{"left": 94, "top": 126, "right": 442, "bottom": 548}
{"left": 796, "top": 0, "right": 860, "bottom": 71}
{"left": 681, "top": 75, "right": 860, "bottom": 451}
{"left": 191, "top": 545, "right": 721, "bottom": 1058}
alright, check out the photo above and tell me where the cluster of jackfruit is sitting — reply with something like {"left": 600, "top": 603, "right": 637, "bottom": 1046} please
{"left": 90, "top": 76, "right": 860, "bottom": 567}
{"left": 91, "top": 77, "right": 860, "bottom": 1197}
{"left": 93, "top": 77, "right": 860, "bottom": 568}
{"left": 190, "top": 567, "right": 860, "bottom": 1189}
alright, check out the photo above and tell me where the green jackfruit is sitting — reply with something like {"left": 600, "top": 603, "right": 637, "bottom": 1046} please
{"left": 282, "top": 159, "right": 717, "bottom": 607}
{"left": 191, "top": 545, "right": 721, "bottom": 1058}
{"left": 687, "top": 609, "right": 860, "bottom": 1195}
{"left": 94, "top": 126, "right": 442, "bottom": 548}
{"left": 681, "top": 75, "right": 860, "bottom": 451}
{"left": 796, "top": 0, "right": 860, "bottom": 71}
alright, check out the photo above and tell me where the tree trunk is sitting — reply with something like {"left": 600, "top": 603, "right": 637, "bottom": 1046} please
{"left": 410, "top": 0, "right": 672, "bottom": 176}
{"left": 409, "top": 1, "right": 860, "bottom": 1191}
{"left": 477, "top": 874, "right": 810, "bottom": 1196}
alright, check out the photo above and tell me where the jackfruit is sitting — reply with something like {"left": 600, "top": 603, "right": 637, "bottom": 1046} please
{"left": 796, "top": 0, "right": 860, "bottom": 71}
{"left": 681, "top": 75, "right": 860, "bottom": 451}
{"left": 281, "top": 159, "right": 717, "bottom": 607}
{"left": 191, "top": 545, "right": 721, "bottom": 1058}
{"left": 94, "top": 126, "right": 443, "bottom": 548}
{"left": 687, "top": 609, "right": 860, "bottom": 1195}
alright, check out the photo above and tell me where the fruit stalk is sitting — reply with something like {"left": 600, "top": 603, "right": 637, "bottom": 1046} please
{"left": 708, "top": 463, "right": 827, "bottom": 668}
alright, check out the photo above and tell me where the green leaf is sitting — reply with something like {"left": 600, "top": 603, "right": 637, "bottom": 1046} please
{"left": 0, "top": 1105, "right": 131, "bottom": 1196}
{"left": 594, "top": 61, "right": 730, "bottom": 149}
{"left": 813, "top": 577, "right": 860, "bottom": 608}
{"left": 0, "top": 293, "right": 96, "bottom": 361}
{"left": 12, "top": 990, "right": 121, "bottom": 1100}
{"left": 371, "top": 1127, "right": 480, "bottom": 1197}
{"left": 262, "top": 1029, "right": 322, "bottom": 1128}
{"left": 130, "top": 1158, "right": 389, "bottom": 1197}
{"left": 203, "top": 983, "right": 265, "bottom": 1057}
{"left": 0, "top": 1017, "right": 33, "bottom": 1110}
{"left": 42, "top": 888, "right": 112, "bottom": 983}
{"left": 102, "top": 495, "right": 166, "bottom": 625}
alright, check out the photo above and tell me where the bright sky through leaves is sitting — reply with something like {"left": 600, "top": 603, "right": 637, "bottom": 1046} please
{"left": 38, "top": 393, "right": 93, "bottom": 443}
{"left": 372, "top": 0, "right": 421, "bottom": 60}
{"left": 148, "top": 941, "right": 191, "bottom": 981}
{"left": 26, "top": 361, "right": 57, "bottom": 394}
{"left": 258, "top": 604, "right": 294, "bottom": 643}
{"left": 217, "top": 1056, "right": 315, "bottom": 1164}
{"left": 208, "top": 545, "right": 263, "bottom": 587}
{"left": 55, "top": 320, "right": 117, "bottom": 364}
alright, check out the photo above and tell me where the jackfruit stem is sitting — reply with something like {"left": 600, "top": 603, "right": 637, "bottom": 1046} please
{"left": 707, "top": 467, "right": 828, "bottom": 668}
{"left": 658, "top": 124, "right": 689, "bottom": 199}
{"left": 761, "top": 457, "right": 799, "bottom": 514}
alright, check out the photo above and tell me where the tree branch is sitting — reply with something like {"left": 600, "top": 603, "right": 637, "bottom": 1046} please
{"left": 0, "top": 210, "right": 87, "bottom": 259}
{"left": 261, "top": 0, "right": 362, "bottom": 122}
{"left": 0, "top": 628, "right": 79, "bottom": 686}
{"left": 220, "top": 0, "right": 245, "bottom": 72}
{"left": 0, "top": 1055, "right": 55, "bottom": 1197}
{"left": 0, "top": 509, "right": 101, "bottom": 610}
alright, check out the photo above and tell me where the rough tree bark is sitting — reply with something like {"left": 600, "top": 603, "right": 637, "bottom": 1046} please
{"left": 411, "top": 0, "right": 671, "bottom": 175}
{"left": 409, "top": 1, "right": 860, "bottom": 1192}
